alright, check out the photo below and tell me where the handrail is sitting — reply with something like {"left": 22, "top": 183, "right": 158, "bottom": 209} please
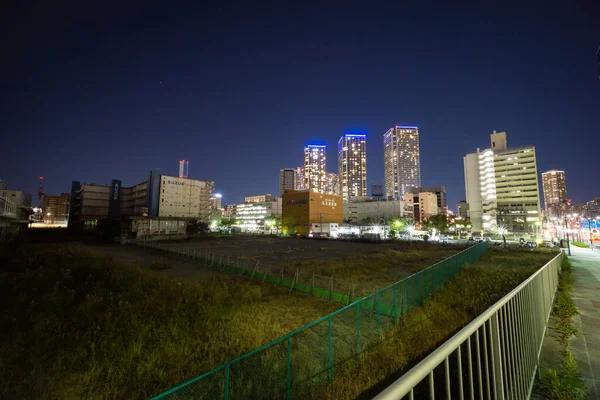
{"left": 374, "top": 251, "right": 563, "bottom": 400}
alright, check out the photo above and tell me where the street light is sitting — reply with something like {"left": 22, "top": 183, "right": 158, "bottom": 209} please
{"left": 497, "top": 225, "right": 508, "bottom": 247}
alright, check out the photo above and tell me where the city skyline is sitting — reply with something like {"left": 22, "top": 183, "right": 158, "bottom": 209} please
{"left": 2, "top": 3, "right": 599, "bottom": 210}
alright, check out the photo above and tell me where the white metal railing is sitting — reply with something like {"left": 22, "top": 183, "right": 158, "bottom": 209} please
{"left": 374, "top": 251, "right": 563, "bottom": 400}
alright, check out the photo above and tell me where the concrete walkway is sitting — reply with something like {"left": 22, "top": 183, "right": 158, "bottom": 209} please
{"left": 568, "top": 245, "right": 600, "bottom": 399}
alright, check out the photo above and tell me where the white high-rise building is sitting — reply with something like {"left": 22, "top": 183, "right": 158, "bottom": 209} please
{"left": 464, "top": 131, "right": 541, "bottom": 234}
{"left": 383, "top": 125, "right": 421, "bottom": 199}
{"left": 338, "top": 133, "right": 367, "bottom": 201}
{"left": 304, "top": 144, "right": 327, "bottom": 193}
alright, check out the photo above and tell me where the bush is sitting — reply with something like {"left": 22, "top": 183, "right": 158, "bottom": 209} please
{"left": 570, "top": 242, "right": 589, "bottom": 248}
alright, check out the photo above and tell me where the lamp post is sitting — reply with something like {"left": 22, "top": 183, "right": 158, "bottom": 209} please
{"left": 564, "top": 215, "right": 571, "bottom": 256}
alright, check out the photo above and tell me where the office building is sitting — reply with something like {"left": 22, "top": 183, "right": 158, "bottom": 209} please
{"left": 245, "top": 194, "right": 277, "bottom": 203}
{"left": 156, "top": 175, "right": 214, "bottom": 219}
{"left": 282, "top": 189, "right": 343, "bottom": 235}
{"left": 404, "top": 192, "right": 438, "bottom": 222}
{"left": 304, "top": 144, "right": 327, "bottom": 193}
{"left": 409, "top": 186, "right": 447, "bottom": 214}
{"left": 457, "top": 201, "right": 469, "bottom": 218}
{"left": 279, "top": 168, "right": 297, "bottom": 196}
{"left": 69, "top": 169, "right": 215, "bottom": 229}
{"left": 383, "top": 125, "right": 421, "bottom": 199}
{"left": 325, "top": 172, "right": 341, "bottom": 196}
{"left": 541, "top": 170, "right": 567, "bottom": 218}
{"left": 464, "top": 131, "right": 541, "bottom": 234}
{"left": 234, "top": 198, "right": 282, "bottom": 233}
{"left": 338, "top": 133, "right": 367, "bottom": 201}
{"left": 43, "top": 194, "right": 70, "bottom": 223}
{"left": 344, "top": 198, "right": 413, "bottom": 223}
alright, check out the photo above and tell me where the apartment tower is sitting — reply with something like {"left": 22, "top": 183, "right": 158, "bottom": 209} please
{"left": 383, "top": 125, "right": 421, "bottom": 200}
{"left": 338, "top": 133, "right": 367, "bottom": 201}
{"left": 304, "top": 144, "right": 327, "bottom": 193}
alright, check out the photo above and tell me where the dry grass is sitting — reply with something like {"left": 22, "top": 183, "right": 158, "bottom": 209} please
{"left": 0, "top": 244, "right": 338, "bottom": 399}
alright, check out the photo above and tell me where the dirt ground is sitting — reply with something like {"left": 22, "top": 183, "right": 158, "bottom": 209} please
{"left": 90, "top": 236, "right": 466, "bottom": 289}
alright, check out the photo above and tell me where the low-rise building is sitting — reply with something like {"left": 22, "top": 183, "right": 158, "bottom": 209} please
{"left": 409, "top": 186, "right": 447, "bottom": 214}
{"left": 404, "top": 192, "right": 438, "bottom": 222}
{"left": 343, "top": 197, "right": 413, "bottom": 223}
{"left": 282, "top": 189, "right": 343, "bottom": 235}
{"left": 234, "top": 198, "right": 282, "bottom": 232}
{"left": 68, "top": 169, "right": 215, "bottom": 230}
{"left": 245, "top": 194, "right": 277, "bottom": 203}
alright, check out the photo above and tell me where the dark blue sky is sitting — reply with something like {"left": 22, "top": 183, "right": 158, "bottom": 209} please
{"left": 2, "top": 1, "right": 599, "bottom": 210}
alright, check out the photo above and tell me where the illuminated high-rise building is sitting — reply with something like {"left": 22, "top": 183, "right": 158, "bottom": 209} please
{"left": 325, "top": 172, "right": 341, "bottom": 196}
{"left": 541, "top": 170, "right": 567, "bottom": 209}
{"left": 464, "top": 131, "right": 541, "bottom": 234}
{"left": 303, "top": 144, "right": 327, "bottom": 193}
{"left": 338, "top": 133, "right": 367, "bottom": 201}
{"left": 383, "top": 125, "right": 421, "bottom": 199}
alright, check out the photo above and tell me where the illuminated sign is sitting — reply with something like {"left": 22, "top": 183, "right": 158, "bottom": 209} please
{"left": 167, "top": 180, "right": 184, "bottom": 186}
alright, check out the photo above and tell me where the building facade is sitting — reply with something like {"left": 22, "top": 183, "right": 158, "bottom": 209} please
{"left": 295, "top": 167, "right": 305, "bottom": 190}
{"left": 338, "top": 133, "right": 367, "bottom": 201}
{"left": 464, "top": 131, "right": 541, "bottom": 234}
{"left": 541, "top": 170, "right": 567, "bottom": 217}
{"left": 383, "top": 125, "right": 421, "bottom": 199}
{"left": 69, "top": 170, "right": 215, "bottom": 229}
{"left": 157, "top": 175, "right": 214, "bottom": 219}
{"left": 325, "top": 172, "right": 341, "bottom": 196}
{"left": 409, "top": 186, "right": 447, "bottom": 214}
{"left": 344, "top": 198, "right": 413, "bottom": 223}
{"left": 43, "top": 194, "right": 70, "bottom": 223}
{"left": 279, "top": 168, "right": 297, "bottom": 196}
{"left": 245, "top": 194, "right": 277, "bottom": 203}
{"left": 282, "top": 189, "right": 343, "bottom": 235}
{"left": 304, "top": 144, "right": 327, "bottom": 193}
{"left": 404, "top": 192, "right": 438, "bottom": 222}
{"left": 234, "top": 199, "right": 282, "bottom": 232}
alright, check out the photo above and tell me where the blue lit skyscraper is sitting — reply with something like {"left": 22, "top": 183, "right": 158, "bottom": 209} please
{"left": 338, "top": 133, "right": 367, "bottom": 201}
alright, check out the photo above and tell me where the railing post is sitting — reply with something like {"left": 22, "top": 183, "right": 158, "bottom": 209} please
{"left": 489, "top": 312, "right": 505, "bottom": 400}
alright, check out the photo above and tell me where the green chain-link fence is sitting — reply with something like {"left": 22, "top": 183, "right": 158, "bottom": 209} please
{"left": 131, "top": 240, "right": 488, "bottom": 399}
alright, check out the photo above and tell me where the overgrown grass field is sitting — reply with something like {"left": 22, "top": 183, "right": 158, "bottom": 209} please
{"left": 323, "top": 247, "right": 557, "bottom": 399}
{"left": 0, "top": 244, "right": 339, "bottom": 399}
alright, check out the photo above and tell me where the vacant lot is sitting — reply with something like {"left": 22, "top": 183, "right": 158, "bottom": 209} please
{"left": 326, "top": 247, "right": 558, "bottom": 399}
{"left": 148, "top": 236, "right": 466, "bottom": 287}
{"left": 0, "top": 244, "right": 339, "bottom": 400}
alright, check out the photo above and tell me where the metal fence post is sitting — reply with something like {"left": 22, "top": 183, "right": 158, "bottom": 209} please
{"left": 287, "top": 335, "right": 291, "bottom": 400}
{"left": 393, "top": 285, "right": 397, "bottom": 320}
{"left": 328, "top": 315, "right": 333, "bottom": 381}
{"left": 356, "top": 303, "right": 361, "bottom": 354}
{"left": 225, "top": 363, "right": 230, "bottom": 400}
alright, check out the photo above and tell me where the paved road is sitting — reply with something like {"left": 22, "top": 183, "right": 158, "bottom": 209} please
{"left": 568, "top": 245, "right": 600, "bottom": 398}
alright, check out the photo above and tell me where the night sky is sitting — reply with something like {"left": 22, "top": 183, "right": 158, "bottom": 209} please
{"left": 2, "top": 2, "right": 599, "bottom": 210}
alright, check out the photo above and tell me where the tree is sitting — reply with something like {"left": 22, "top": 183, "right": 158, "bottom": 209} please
{"left": 220, "top": 218, "right": 238, "bottom": 227}
{"left": 187, "top": 221, "right": 209, "bottom": 235}
{"left": 422, "top": 214, "right": 450, "bottom": 233}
